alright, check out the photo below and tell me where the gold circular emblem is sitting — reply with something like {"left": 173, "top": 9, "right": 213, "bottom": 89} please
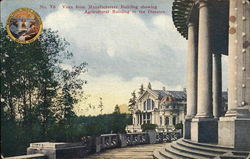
{"left": 6, "top": 8, "right": 43, "bottom": 44}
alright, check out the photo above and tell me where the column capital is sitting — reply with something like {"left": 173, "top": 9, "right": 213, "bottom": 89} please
{"left": 187, "top": 22, "right": 195, "bottom": 27}
{"left": 213, "top": 53, "right": 221, "bottom": 57}
{"left": 198, "top": 0, "right": 209, "bottom": 9}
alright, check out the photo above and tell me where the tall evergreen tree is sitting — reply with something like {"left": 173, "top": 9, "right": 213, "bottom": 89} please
{"left": 128, "top": 91, "right": 136, "bottom": 112}
{"left": 148, "top": 82, "right": 152, "bottom": 89}
{"left": 138, "top": 84, "right": 145, "bottom": 95}
{"left": 114, "top": 104, "right": 120, "bottom": 114}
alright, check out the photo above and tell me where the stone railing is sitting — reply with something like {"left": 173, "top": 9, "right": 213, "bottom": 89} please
{"left": 126, "top": 132, "right": 149, "bottom": 146}
{"left": 156, "top": 130, "right": 182, "bottom": 143}
{"left": 95, "top": 134, "right": 120, "bottom": 152}
{"left": 3, "top": 130, "right": 182, "bottom": 159}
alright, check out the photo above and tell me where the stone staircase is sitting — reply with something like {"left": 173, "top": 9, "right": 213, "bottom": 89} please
{"left": 153, "top": 139, "right": 250, "bottom": 159}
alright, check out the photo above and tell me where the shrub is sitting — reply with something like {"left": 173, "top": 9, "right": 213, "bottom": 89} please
{"left": 141, "top": 123, "right": 157, "bottom": 132}
{"left": 175, "top": 123, "right": 183, "bottom": 130}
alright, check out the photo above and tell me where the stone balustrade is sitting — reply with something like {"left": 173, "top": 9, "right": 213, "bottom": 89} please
{"left": 3, "top": 130, "right": 182, "bottom": 159}
{"left": 126, "top": 132, "right": 149, "bottom": 146}
{"left": 99, "top": 134, "right": 119, "bottom": 150}
{"left": 156, "top": 130, "right": 181, "bottom": 143}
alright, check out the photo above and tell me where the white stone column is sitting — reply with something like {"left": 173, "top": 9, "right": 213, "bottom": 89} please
{"left": 186, "top": 21, "right": 198, "bottom": 119}
{"left": 219, "top": 0, "right": 250, "bottom": 150}
{"left": 226, "top": 0, "right": 238, "bottom": 116}
{"left": 162, "top": 116, "right": 165, "bottom": 126}
{"left": 141, "top": 114, "right": 143, "bottom": 125}
{"left": 140, "top": 114, "right": 143, "bottom": 125}
{"left": 184, "top": 19, "right": 198, "bottom": 139}
{"left": 141, "top": 114, "right": 142, "bottom": 124}
{"left": 139, "top": 114, "right": 141, "bottom": 125}
{"left": 225, "top": 0, "right": 250, "bottom": 117}
{"left": 191, "top": 0, "right": 218, "bottom": 143}
{"left": 196, "top": 0, "right": 213, "bottom": 118}
{"left": 137, "top": 114, "right": 139, "bottom": 125}
{"left": 213, "top": 54, "right": 222, "bottom": 118}
{"left": 169, "top": 116, "right": 173, "bottom": 126}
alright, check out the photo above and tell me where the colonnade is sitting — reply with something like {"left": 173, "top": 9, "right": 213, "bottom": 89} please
{"left": 135, "top": 113, "right": 177, "bottom": 128}
{"left": 184, "top": 0, "right": 250, "bottom": 150}
{"left": 135, "top": 113, "right": 152, "bottom": 125}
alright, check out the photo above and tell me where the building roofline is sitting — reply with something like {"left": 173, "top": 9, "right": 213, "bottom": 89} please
{"left": 137, "top": 88, "right": 159, "bottom": 101}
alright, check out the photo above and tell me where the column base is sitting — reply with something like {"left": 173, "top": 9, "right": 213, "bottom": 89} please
{"left": 191, "top": 118, "right": 218, "bottom": 143}
{"left": 184, "top": 118, "right": 192, "bottom": 139}
{"left": 225, "top": 106, "right": 250, "bottom": 118}
{"left": 219, "top": 117, "right": 250, "bottom": 151}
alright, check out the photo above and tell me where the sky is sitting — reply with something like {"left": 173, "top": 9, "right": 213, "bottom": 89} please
{"left": 1, "top": 0, "right": 228, "bottom": 116}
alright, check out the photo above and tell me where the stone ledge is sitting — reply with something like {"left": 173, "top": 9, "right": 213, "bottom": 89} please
{"left": 29, "top": 142, "right": 86, "bottom": 150}
{"left": 5, "top": 154, "right": 46, "bottom": 159}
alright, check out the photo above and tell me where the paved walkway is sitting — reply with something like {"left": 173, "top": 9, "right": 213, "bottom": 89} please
{"left": 85, "top": 143, "right": 168, "bottom": 159}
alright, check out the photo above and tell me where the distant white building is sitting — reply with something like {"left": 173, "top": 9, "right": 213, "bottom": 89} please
{"left": 126, "top": 84, "right": 187, "bottom": 132}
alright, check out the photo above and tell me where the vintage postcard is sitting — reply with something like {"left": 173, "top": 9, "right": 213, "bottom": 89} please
{"left": 1, "top": 0, "right": 249, "bottom": 158}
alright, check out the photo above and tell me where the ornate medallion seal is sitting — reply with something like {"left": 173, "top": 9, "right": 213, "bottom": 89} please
{"left": 6, "top": 8, "right": 43, "bottom": 44}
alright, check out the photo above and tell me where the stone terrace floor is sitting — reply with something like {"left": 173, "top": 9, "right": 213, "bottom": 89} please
{"left": 85, "top": 143, "right": 168, "bottom": 159}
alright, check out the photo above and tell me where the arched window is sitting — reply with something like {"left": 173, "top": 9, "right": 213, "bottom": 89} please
{"left": 147, "top": 99, "right": 151, "bottom": 110}
{"left": 143, "top": 99, "right": 155, "bottom": 110}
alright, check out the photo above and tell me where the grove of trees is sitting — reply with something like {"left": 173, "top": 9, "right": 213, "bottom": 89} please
{"left": 0, "top": 24, "right": 131, "bottom": 157}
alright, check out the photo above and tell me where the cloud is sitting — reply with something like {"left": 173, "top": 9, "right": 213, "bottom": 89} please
{"left": 43, "top": 1, "right": 189, "bottom": 115}
{"left": 44, "top": 6, "right": 168, "bottom": 57}
{"left": 152, "top": 15, "right": 186, "bottom": 51}
{"left": 44, "top": 5, "right": 187, "bottom": 85}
